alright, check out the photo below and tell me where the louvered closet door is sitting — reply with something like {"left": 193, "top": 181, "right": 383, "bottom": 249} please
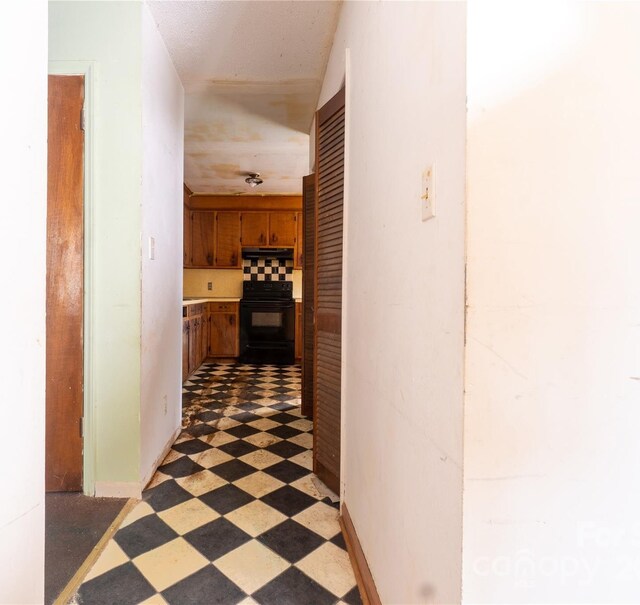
{"left": 313, "top": 88, "right": 345, "bottom": 495}
{"left": 301, "top": 173, "right": 316, "bottom": 419}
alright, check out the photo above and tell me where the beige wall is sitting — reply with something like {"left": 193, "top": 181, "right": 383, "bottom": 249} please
{"left": 184, "top": 268, "right": 302, "bottom": 299}
{"left": 0, "top": 1, "right": 47, "bottom": 602}
{"left": 464, "top": 2, "right": 640, "bottom": 602}
{"left": 318, "top": 2, "right": 467, "bottom": 603}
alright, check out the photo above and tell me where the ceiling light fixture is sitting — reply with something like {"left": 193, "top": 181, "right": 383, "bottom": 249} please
{"left": 245, "top": 173, "right": 263, "bottom": 188}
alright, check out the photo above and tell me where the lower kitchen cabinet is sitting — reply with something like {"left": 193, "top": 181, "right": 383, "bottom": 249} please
{"left": 182, "top": 318, "right": 189, "bottom": 382}
{"left": 209, "top": 302, "right": 239, "bottom": 357}
{"left": 182, "top": 303, "right": 209, "bottom": 382}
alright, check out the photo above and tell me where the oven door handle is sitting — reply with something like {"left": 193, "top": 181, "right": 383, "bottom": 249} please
{"left": 241, "top": 301, "right": 295, "bottom": 310}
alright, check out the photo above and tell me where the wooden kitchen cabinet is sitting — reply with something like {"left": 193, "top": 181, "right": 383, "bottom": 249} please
{"left": 184, "top": 205, "right": 192, "bottom": 267}
{"left": 185, "top": 197, "right": 303, "bottom": 269}
{"left": 182, "top": 317, "right": 190, "bottom": 382}
{"left": 188, "top": 315, "right": 200, "bottom": 374}
{"left": 295, "top": 212, "right": 303, "bottom": 269}
{"left": 295, "top": 301, "right": 302, "bottom": 361}
{"left": 269, "top": 212, "right": 296, "bottom": 246}
{"left": 182, "top": 303, "right": 209, "bottom": 382}
{"left": 209, "top": 302, "right": 239, "bottom": 357}
{"left": 215, "top": 211, "right": 241, "bottom": 268}
{"left": 190, "top": 210, "right": 216, "bottom": 267}
{"left": 241, "top": 212, "right": 269, "bottom": 246}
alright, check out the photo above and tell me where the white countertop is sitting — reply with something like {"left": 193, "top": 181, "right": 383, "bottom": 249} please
{"left": 182, "top": 297, "right": 240, "bottom": 306}
{"left": 183, "top": 297, "right": 301, "bottom": 306}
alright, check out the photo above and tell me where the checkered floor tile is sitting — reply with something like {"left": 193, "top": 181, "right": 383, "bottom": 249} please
{"left": 73, "top": 363, "right": 361, "bottom": 605}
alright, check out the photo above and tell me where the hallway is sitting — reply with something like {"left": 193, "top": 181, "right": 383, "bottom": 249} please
{"left": 73, "top": 363, "right": 360, "bottom": 605}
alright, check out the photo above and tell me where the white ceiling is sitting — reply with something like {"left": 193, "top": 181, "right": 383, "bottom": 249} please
{"left": 147, "top": 0, "right": 342, "bottom": 194}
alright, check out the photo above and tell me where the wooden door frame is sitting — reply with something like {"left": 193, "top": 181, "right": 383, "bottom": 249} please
{"left": 49, "top": 61, "right": 96, "bottom": 495}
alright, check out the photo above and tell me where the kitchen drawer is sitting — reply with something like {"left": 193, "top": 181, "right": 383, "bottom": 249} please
{"left": 188, "top": 303, "right": 205, "bottom": 316}
{"left": 209, "top": 302, "right": 238, "bottom": 313}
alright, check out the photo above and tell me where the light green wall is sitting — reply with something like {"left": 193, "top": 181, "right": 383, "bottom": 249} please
{"left": 49, "top": 1, "right": 143, "bottom": 487}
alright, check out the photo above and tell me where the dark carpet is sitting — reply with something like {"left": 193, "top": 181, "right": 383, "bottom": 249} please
{"left": 45, "top": 493, "right": 127, "bottom": 604}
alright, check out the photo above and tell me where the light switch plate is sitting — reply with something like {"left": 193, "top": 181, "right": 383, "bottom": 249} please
{"left": 421, "top": 164, "right": 436, "bottom": 221}
{"left": 148, "top": 236, "right": 155, "bottom": 260}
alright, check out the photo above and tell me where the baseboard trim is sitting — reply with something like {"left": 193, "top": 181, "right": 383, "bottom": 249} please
{"left": 340, "top": 503, "right": 382, "bottom": 605}
{"left": 94, "top": 481, "right": 141, "bottom": 499}
{"left": 140, "top": 426, "right": 181, "bottom": 490}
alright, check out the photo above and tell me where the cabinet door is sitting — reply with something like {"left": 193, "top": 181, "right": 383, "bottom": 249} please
{"left": 202, "top": 310, "right": 210, "bottom": 362}
{"left": 241, "top": 212, "right": 269, "bottom": 246}
{"left": 295, "top": 212, "right": 303, "bottom": 269}
{"left": 182, "top": 318, "right": 189, "bottom": 382}
{"left": 269, "top": 212, "right": 296, "bottom": 246}
{"left": 215, "top": 211, "right": 241, "bottom": 268}
{"left": 210, "top": 312, "right": 238, "bottom": 357}
{"left": 189, "top": 317, "right": 201, "bottom": 373}
{"left": 191, "top": 211, "right": 215, "bottom": 267}
{"left": 184, "top": 205, "right": 192, "bottom": 267}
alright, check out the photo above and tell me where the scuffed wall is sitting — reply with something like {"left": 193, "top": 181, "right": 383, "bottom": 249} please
{"left": 464, "top": 3, "right": 640, "bottom": 602}
{"left": 318, "top": 2, "right": 467, "bottom": 603}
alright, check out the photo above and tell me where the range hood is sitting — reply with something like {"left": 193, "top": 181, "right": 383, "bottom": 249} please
{"left": 241, "top": 247, "right": 294, "bottom": 260}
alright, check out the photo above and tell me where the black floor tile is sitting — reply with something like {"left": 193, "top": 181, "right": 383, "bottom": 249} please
{"left": 230, "top": 411, "right": 261, "bottom": 423}
{"left": 343, "top": 585, "right": 364, "bottom": 605}
{"left": 270, "top": 402, "right": 298, "bottom": 412}
{"left": 172, "top": 438, "right": 212, "bottom": 456}
{"left": 265, "top": 440, "right": 306, "bottom": 459}
{"left": 162, "top": 565, "right": 246, "bottom": 605}
{"left": 184, "top": 518, "right": 252, "bottom": 561}
{"left": 158, "top": 456, "right": 206, "bottom": 478}
{"left": 260, "top": 486, "right": 316, "bottom": 517}
{"left": 267, "top": 424, "right": 302, "bottom": 440}
{"left": 76, "top": 563, "right": 156, "bottom": 605}
{"left": 217, "top": 439, "right": 259, "bottom": 458}
{"left": 210, "top": 459, "right": 256, "bottom": 482}
{"left": 113, "top": 514, "right": 178, "bottom": 559}
{"left": 262, "top": 460, "right": 310, "bottom": 484}
{"left": 252, "top": 567, "right": 335, "bottom": 605}
{"left": 225, "top": 424, "right": 261, "bottom": 439}
{"left": 185, "top": 423, "right": 217, "bottom": 437}
{"left": 196, "top": 410, "right": 223, "bottom": 423}
{"left": 143, "top": 480, "right": 193, "bottom": 512}
{"left": 264, "top": 412, "right": 300, "bottom": 424}
{"left": 258, "top": 519, "right": 325, "bottom": 563}
{"left": 331, "top": 531, "right": 347, "bottom": 550}
{"left": 199, "top": 484, "right": 254, "bottom": 515}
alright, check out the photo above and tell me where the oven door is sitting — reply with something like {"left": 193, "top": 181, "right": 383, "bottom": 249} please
{"left": 239, "top": 300, "right": 295, "bottom": 363}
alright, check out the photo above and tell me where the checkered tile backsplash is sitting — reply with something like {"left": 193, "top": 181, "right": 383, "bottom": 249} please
{"left": 243, "top": 258, "right": 294, "bottom": 281}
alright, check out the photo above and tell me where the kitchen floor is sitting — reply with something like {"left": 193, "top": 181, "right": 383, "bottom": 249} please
{"left": 72, "top": 362, "right": 361, "bottom": 605}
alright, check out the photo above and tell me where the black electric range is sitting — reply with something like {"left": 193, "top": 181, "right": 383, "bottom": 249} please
{"left": 239, "top": 281, "right": 295, "bottom": 365}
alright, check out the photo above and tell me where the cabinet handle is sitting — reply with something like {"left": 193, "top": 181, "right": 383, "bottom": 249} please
{"left": 272, "top": 233, "right": 277, "bottom": 243}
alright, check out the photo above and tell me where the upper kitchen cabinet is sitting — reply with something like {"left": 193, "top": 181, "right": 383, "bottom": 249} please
{"left": 184, "top": 205, "right": 192, "bottom": 267}
{"left": 269, "top": 212, "right": 296, "bottom": 246}
{"left": 215, "top": 211, "right": 241, "bottom": 268}
{"left": 241, "top": 212, "right": 270, "bottom": 246}
{"left": 184, "top": 196, "right": 303, "bottom": 269}
{"left": 190, "top": 210, "right": 216, "bottom": 267}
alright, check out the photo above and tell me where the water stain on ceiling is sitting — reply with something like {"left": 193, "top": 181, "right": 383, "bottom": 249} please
{"left": 147, "top": 0, "right": 342, "bottom": 195}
